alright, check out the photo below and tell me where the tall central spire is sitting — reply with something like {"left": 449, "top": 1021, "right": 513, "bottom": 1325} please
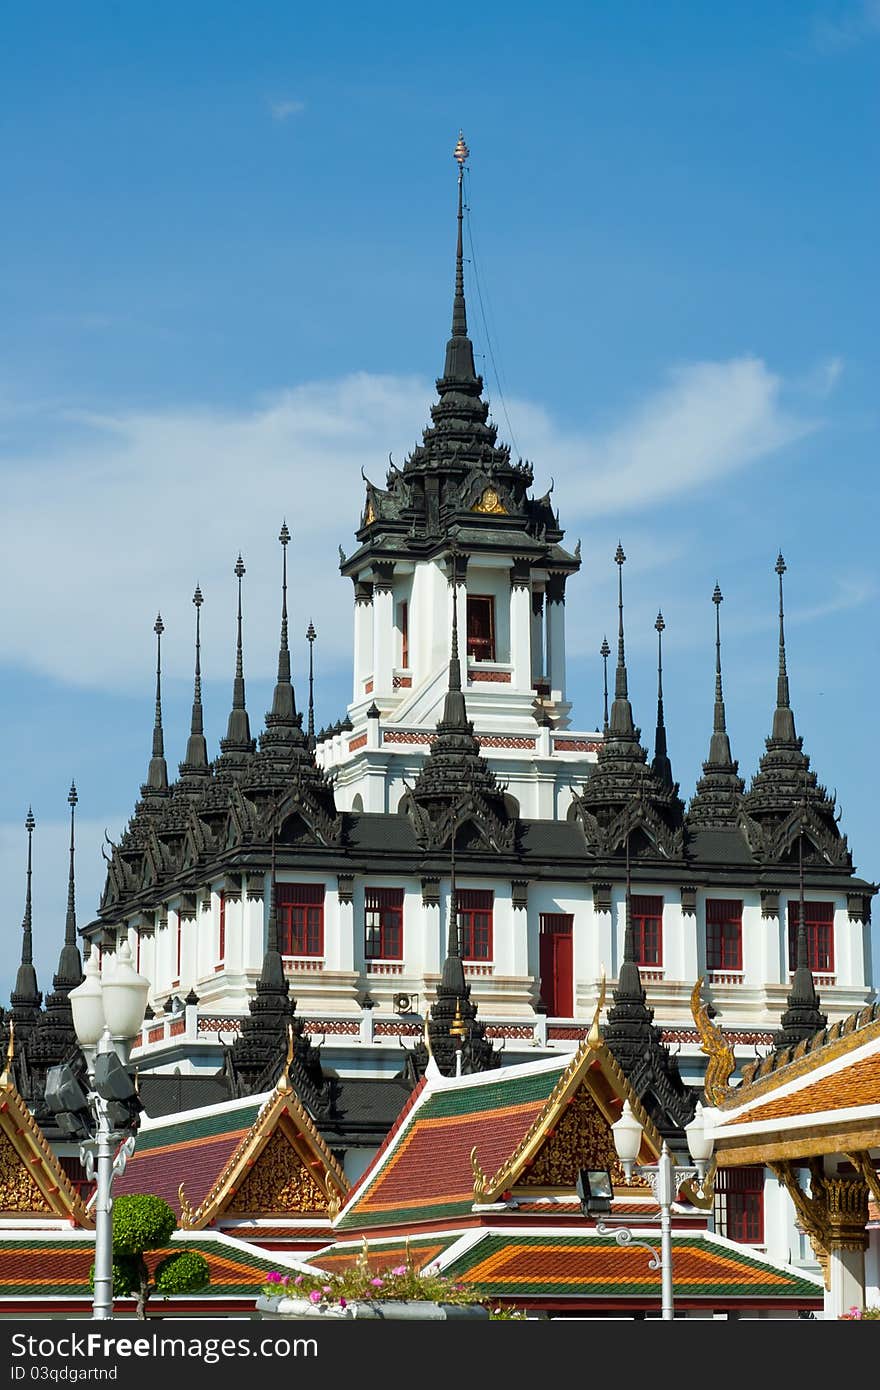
{"left": 687, "top": 584, "right": 744, "bottom": 828}
{"left": 54, "top": 782, "right": 83, "bottom": 986}
{"left": 772, "top": 552, "right": 797, "bottom": 744}
{"left": 652, "top": 612, "right": 673, "bottom": 788}
{"left": 12, "top": 808, "right": 41, "bottom": 1013}
{"left": 143, "top": 614, "right": 169, "bottom": 795}
{"left": 442, "top": 132, "right": 478, "bottom": 384}
{"left": 219, "top": 554, "right": 255, "bottom": 763}
{"left": 180, "top": 585, "right": 211, "bottom": 781}
{"left": 610, "top": 543, "right": 635, "bottom": 735}
{"left": 267, "top": 522, "right": 298, "bottom": 726}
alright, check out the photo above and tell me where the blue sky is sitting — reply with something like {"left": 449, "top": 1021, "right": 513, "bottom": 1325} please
{"left": 0, "top": 2, "right": 878, "bottom": 1002}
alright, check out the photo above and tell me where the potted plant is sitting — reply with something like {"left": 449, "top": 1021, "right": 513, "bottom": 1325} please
{"left": 256, "top": 1243, "right": 506, "bottom": 1320}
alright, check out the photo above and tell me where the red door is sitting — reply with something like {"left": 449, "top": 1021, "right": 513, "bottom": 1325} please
{"left": 539, "top": 914, "right": 573, "bottom": 1016}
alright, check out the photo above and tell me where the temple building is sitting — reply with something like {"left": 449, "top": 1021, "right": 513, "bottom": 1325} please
{"left": 3, "top": 138, "right": 876, "bottom": 1299}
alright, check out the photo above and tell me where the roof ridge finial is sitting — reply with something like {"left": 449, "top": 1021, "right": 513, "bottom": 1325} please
{"left": 181, "top": 585, "right": 210, "bottom": 776}
{"left": 452, "top": 131, "right": 469, "bottom": 340}
{"left": 652, "top": 611, "right": 673, "bottom": 788}
{"left": 712, "top": 584, "right": 726, "bottom": 732}
{"left": 771, "top": 552, "right": 797, "bottom": 745}
{"left": 22, "top": 808, "right": 35, "bottom": 966}
{"left": 306, "top": 619, "right": 317, "bottom": 749}
{"left": 605, "top": 543, "right": 636, "bottom": 739}
{"left": 144, "top": 614, "right": 169, "bottom": 793}
{"left": 220, "top": 554, "right": 254, "bottom": 756}
{"left": 268, "top": 522, "right": 298, "bottom": 726}
{"left": 600, "top": 635, "right": 610, "bottom": 734}
{"left": 65, "top": 782, "right": 77, "bottom": 946}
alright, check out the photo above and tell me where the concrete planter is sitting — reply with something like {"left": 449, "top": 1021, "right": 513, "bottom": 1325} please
{"left": 256, "top": 1295, "right": 489, "bottom": 1320}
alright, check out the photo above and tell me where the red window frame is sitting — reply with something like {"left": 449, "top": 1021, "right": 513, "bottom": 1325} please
{"left": 365, "top": 887, "right": 404, "bottom": 960}
{"left": 714, "top": 1165, "right": 764, "bottom": 1243}
{"left": 399, "top": 600, "right": 409, "bottom": 669}
{"left": 218, "top": 891, "right": 226, "bottom": 963}
{"left": 706, "top": 899, "right": 743, "bottom": 972}
{"left": 457, "top": 889, "right": 494, "bottom": 961}
{"left": 787, "top": 900, "right": 834, "bottom": 974}
{"left": 277, "top": 883, "right": 325, "bottom": 957}
{"left": 467, "top": 594, "right": 495, "bottom": 661}
{"left": 630, "top": 894, "right": 663, "bottom": 967}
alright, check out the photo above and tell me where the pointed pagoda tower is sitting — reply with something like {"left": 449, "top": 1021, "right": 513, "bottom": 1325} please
{"left": 176, "top": 585, "right": 212, "bottom": 792}
{"left": 141, "top": 615, "right": 170, "bottom": 802}
{"left": 687, "top": 585, "right": 745, "bottom": 828}
{"left": 742, "top": 556, "right": 849, "bottom": 865}
{"left": 28, "top": 784, "right": 88, "bottom": 1127}
{"left": 602, "top": 839, "right": 696, "bottom": 1140}
{"left": 216, "top": 555, "right": 256, "bottom": 777}
{"left": 774, "top": 785, "right": 828, "bottom": 1050}
{"left": 571, "top": 546, "right": 684, "bottom": 857}
{"left": 651, "top": 612, "right": 674, "bottom": 789}
{"left": 322, "top": 134, "right": 591, "bottom": 819}
{"left": 8, "top": 810, "right": 42, "bottom": 1070}
{"left": 401, "top": 582, "right": 514, "bottom": 852}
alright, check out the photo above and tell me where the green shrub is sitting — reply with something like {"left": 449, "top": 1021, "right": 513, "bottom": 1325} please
{"left": 112, "top": 1194, "right": 176, "bottom": 1256}
{"left": 154, "top": 1250, "right": 210, "bottom": 1296}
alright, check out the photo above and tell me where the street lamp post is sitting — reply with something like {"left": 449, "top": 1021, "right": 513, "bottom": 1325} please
{"left": 584, "top": 1100, "right": 715, "bottom": 1321}
{"left": 67, "top": 938, "right": 150, "bottom": 1320}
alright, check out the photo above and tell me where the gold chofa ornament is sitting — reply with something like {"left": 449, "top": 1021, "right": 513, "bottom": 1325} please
{"left": 473, "top": 487, "right": 506, "bottom": 515}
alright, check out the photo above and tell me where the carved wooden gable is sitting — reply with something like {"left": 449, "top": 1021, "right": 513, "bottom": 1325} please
{"left": 518, "top": 1084, "right": 624, "bottom": 1188}
{"left": 226, "top": 1127, "right": 329, "bottom": 1215}
{"left": 0, "top": 1131, "right": 52, "bottom": 1215}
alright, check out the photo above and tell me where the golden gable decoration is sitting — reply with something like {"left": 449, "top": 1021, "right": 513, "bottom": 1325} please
{"left": 519, "top": 1086, "right": 626, "bottom": 1188}
{"left": 0, "top": 1132, "right": 52, "bottom": 1214}
{"left": 473, "top": 487, "right": 506, "bottom": 515}
{"left": 227, "top": 1129, "right": 329, "bottom": 1214}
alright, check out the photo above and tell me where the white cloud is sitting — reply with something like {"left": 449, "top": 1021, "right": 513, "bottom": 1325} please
{"left": 269, "top": 98, "right": 306, "bottom": 121}
{"left": 808, "top": 1, "right": 880, "bottom": 53}
{"left": 0, "top": 357, "right": 826, "bottom": 692}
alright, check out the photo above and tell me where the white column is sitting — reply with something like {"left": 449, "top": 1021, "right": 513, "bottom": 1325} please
{"left": 336, "top": 884, "right": 355, "bottom": 973}
{"left": 372, "top": 564, "right": 394, "bottom": 698}
{"left": 509, "top": 570, "right": 532, "bottom": 691}
{"left": 826, "top": 1246, "right": 867, "bottom": 1320}
{"left": 545, "top": 574, "right": 567, "bottom": 700}
{"left": 353, "top": 581, "right": 373, "bottom": 699}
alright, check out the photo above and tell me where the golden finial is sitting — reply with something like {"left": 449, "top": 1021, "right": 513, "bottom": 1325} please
{"left": 470, "top": 1145, "right": 487, "bottom": 1204}
{"left": 0, "top": 1022, "right": 15, "bottom": 1087}
{"left": 422, "top": 1012, "right": 433, "bottom": 1057}
{"left": 588, "top": 966, "right": 607, "bottom": 1049}
{"left": 690, "top": 978, "right": 735, "bottom": 1106}
{"left": 450, "top": 998, "right": 468, "bottom": 1042}
{"left": 178, "top": 1182, "right": 197, "bottom": 1228}
{"left": 454, "top": 131, "right": 469, "bottom": 167}
{"left": 277, "top": 1023, "right": 295, "bottom": 1092}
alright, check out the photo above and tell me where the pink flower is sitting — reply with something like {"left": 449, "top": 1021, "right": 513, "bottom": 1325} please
{"left": 391, "top": 1265, "right": 407, "bottom": 1276}
{"left": 265, "top": 1271, "right": 282, "bottom": 1284}
{"left": 370, "top": 1277, "right": 384, "bottom": 1287}
{"left": 294, "top": 1275, "right": 304, "bottom": 1286}
{"left": 339, "top": 1297, "right": 347, "bottom": 1309}
{"left": 323, "top": 1285, "right": 332, "bottom": 1293}
{"left": 309, "top": 1289, "right": 322, "bottom": 1304}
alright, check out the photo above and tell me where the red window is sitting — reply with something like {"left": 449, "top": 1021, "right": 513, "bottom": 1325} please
{"left": 399, "top": 600, "right": 409, "bottom": 668}
{"left": 457, "top": 889, "right": 493, "bottom": 960}
{"left": 539, "top": 913, "right": 574, "bottom": 1017}
{"left": 630, "top": 895, "right": 663, "bottom": 967}
{"left": 706, "top": 899, "right": 743, "bottom": 972}
{"left": 218, "top": 891, "right": 226, "bottom": 963}
{"left": 277, "top": 883, "right": 325, "bottom": 957}
{"left": 365, "top": 887, "right": 404, "bottom": 960}
{"left": 467, "top": 595, "right": 495, "bottom": 661}
{"left": 714, "top": 1166, "right": 764, "bottom": 1243}
{"left": 787, "top": 901, "right": 834, "bottom": 974}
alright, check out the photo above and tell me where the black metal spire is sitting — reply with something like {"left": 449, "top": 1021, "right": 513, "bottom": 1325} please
{"left": 267, "top": 522, "right": 298, "bottom": 727}
{"left": 306, "top": 619, "right": 317, "bottom": 749}
{"left": 651, "top": 612, "right": 673, "bottom": 788}
{"left": 610, "top": 544, "right": 636, "bottom": 736}
{"left": 687, "top": 585, "right": 744, "bottom": 828}
{"left": 143, "top": 614, "right": 169, "bottom": 794}
{"left": 600, "top": 635, "right": 610, "bottom": 734}
{"left": 775, "top": 782, "right": 827, "bottom": 1048}
{"left": 54, "top": 782, "right": 83, "bottom": 987}
{"left": 219, "top": 555, "right": 255, "bottom": 762}
{"left": 180, "top": 585, "right": 210, "bottom": 779}
{"left": 772, "top": 553, "right": 797, "bottom": 745}
{"left": 442, "top": 132, "right": 478, "bottom": 383}
{"left": 12, "top": 809, "right": 41, "bottom": 1011}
